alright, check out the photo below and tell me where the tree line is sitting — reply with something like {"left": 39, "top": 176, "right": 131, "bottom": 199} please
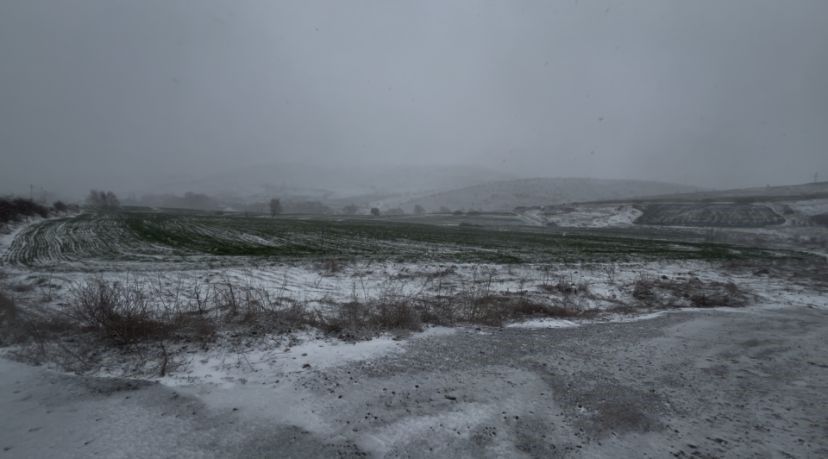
{"left": 0, "top": 197, "right": 78, "bottom": 225}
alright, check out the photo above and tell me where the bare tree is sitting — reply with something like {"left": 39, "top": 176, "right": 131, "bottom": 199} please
{"left": 269, "top": 198, "right": 282, "bottom": 216}
{"left": 86, "top": 190, "right": 120, "bottom": 211}
{"left": 414, "top": 204, "right": 425, "bottom": 215}
{"left": 105, "top": 191, "right": 120, "bottom": 209}
{"left": 370, "top": 207, "right": 381, "bottom": 216}
{"left": 86, "top": 190, "right": 103, "bottom": 208}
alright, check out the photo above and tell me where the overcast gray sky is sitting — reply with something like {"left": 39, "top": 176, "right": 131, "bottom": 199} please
{"left": 1, "top": 0, "right": 827, "bottom": 197}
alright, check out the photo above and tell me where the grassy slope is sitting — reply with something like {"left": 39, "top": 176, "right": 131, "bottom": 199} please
{"left": 123, "top": 212, "right": 781, "bottom": 263}
{"left": 5, "top": 210, "right": 801, "bottom": 267}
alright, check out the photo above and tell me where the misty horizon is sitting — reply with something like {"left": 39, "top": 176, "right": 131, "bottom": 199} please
{"left": 2, "top": 1, "right": 827, "bottom": 200}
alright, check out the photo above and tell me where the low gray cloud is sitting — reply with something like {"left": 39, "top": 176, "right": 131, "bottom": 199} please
{"left": 2, "top": 0, "right": 826, "bottom": 198}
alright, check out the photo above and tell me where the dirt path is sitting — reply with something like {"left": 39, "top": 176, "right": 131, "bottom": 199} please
{"left": 2, "top": 306, "right": 827, "bottom": 458}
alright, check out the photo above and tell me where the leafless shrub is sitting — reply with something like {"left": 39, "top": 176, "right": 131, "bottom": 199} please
{"left": 632, "top": 276, "right": 657, "bottom": 302}
{"left": 0, "top": 197, "right": 50, "bottom": 224}
{"left": 603, "top": 263, "right": 618, "bottom": 284}
{"left": 68, "top": 279, "right": 170, "bottom": 345}
{"left": 0, "top": 291, "right": 16, "bottom": 327}
{"left": 685, "top": 279, "right": 747, "bottom": 308}
{"left": 207, "top": 282, "right": 317, "bottom": 333}
{"left": 10, "top": 268, "right": 755, "bottom": 374}
{"left": 325, "top": 301, "right": 369, "bottom": 332}
{"left": 463, "top": 295, "right": 587, "bottom": 326}
{"left": 513, "top": 299, "right": 585, "bottom": 319}
{"left": 321, "top": 300, "right": 422, "bottom": 336}
{"left": 540, "top": 275, "right": 590, "bottom": 296}
{"left": 0, "top": 295, "right": 90, "bottom": 368}
{"left": 0, "top": 291, "right": 25, "bottom": 347}
{"left": 461, "top": 294, "right": 508, "bottom": 325}
{"left": 171, "top": 312, "right": 217, "bottom": 342}
{"left": 213, "top": 282, "right": 242, "bottom": 318}
{"left": 58, "top": 277, "right": 324, "bottom": 346}
{"left": 372, "top": 301, "right": 421, "bottom": 330}
{"left": 632, "top": 276, "right": 750, "bottom": 309}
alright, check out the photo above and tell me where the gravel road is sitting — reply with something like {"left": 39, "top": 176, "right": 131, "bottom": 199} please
{"left": 2, "top": 305, "right": 827, "bottom": 458}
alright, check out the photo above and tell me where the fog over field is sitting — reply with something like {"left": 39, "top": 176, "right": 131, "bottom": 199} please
{"left": 2, "top": 2, "right": 828, "bottom": 458}
{"left": 2, "top": 0, "right": 828, "bottom": 200}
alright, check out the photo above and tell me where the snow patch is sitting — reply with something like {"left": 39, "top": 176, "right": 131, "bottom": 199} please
{"left": 161, "top": 334, "right": 401, "bottom": 388}
{"left": 506, "top": 318, "right": 580, "bottom": 329}
{"left": 159, "top": 328, "right": 454, "bottom": 388}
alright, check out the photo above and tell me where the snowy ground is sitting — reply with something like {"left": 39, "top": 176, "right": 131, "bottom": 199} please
{"left": 2, "top": 217, "right": 826, "bottom": 381}
{"left": 0, "top": 257, "right": 818, "bottom": 322}
{"left": 542, "top": 205, "right": 642, "bottom": 228}
{"left": 2, "top": 305, "right": 827, "bottom": 458}
{"left": 5, "top": 252, "right": 826, "bottom": 320}
{"left": 2, "top": 215, "right": 827, "bottom": 457}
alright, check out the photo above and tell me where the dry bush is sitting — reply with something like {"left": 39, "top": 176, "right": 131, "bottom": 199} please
{"left": 209, "top": 283, "right": 317, "bottom": 333}
{"left": 412, "top": 292, "right": 590, "bottom": 328}
{"left": 632, "top": 277, "right": 657, "bottom": 302}
{"left": 68, "top": 280, "right": 170, "bottom": 345}
{"left": 327, "top": 301, "right": 370, "bottom": 331}
{"left": 0, "top": 293, "right": 90, "bottom": 368}
{"left": 632, "top": 276, "right": 750, "bottom": 309}
{"left": 540, "top": 276, "right": 590, "bottom": 296}
{"left": 371, "top": 301, "right": 421, "bottom": 330}
{"left": 465, "top": 295, "right": 587, "bottom": 326}
{"left": 0, "top": 293, "right": 71, "bottom": 347}
{"left": 0, "top": 291, "right": 21, "bottom": 346}
{"left": 171, "top": 312, "right": 217, "bottom": 342}
{"left": 462, "top": 295, "right": 510, "bottom": 325}
{"left": 275, "top": 299, "right": 316, "bottom": 329}
{"left": 512, "top": 299, "right": 585, "bottom": 319}
{"left": 686, "top": 279, "right": 747, "bottom": 307}
{"left": 321, "top": 300, "right": 422, "bottom": 335}
{"left": 0, "top": 197, "right": 50, "bottom": 224}
{"left": 0, "top": 291, "right": 16, "bottom": 326}
{"left": 62, "top": 278, "right": 323, "bottom": 346}
{"left": 212, "top": 283, "right": 243, "bottom": 318}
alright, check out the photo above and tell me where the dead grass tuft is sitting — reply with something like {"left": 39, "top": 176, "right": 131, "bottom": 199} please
{"left": 540, "top": 276, "right": 591, "bottom": 296}
{"left": 321, "top": 300, "right": 422, "bottom": 336}
{"left": 633, "top": 276, "right": 750, "bottom": 309}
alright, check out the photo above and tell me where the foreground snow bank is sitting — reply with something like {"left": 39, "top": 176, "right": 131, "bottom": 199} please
{"left": 85, "top": 327, "right": 454, "bottom": 388}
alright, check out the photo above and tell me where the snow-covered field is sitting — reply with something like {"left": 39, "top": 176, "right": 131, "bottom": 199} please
{"left": 2, "top": 212, "right": 827, "bottom": 457}
{"left": 788, "top": 198, "right": 828, "bottom": 216}
{"left": 3, "top": 213, "right": 825, "bottom": 327}
{"left": 0, "top": 212, "right": 824, "bottom": 386}
{"left": 6, "top": 254, "right": 824, "bottom": 321}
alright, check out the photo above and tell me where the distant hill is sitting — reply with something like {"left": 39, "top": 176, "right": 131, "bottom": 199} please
{"left": 600, "top": 181, "right": 828, "bottom": 204}
{"left": 398, "top": 178, "right": 703, "bottom": 212}
{"left": 153, "top": 163, "right": 515, "bottom": 202}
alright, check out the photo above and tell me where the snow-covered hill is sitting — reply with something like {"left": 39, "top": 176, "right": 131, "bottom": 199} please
{"left": 399, "top": 178, "right": 702, "bottom": 212}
